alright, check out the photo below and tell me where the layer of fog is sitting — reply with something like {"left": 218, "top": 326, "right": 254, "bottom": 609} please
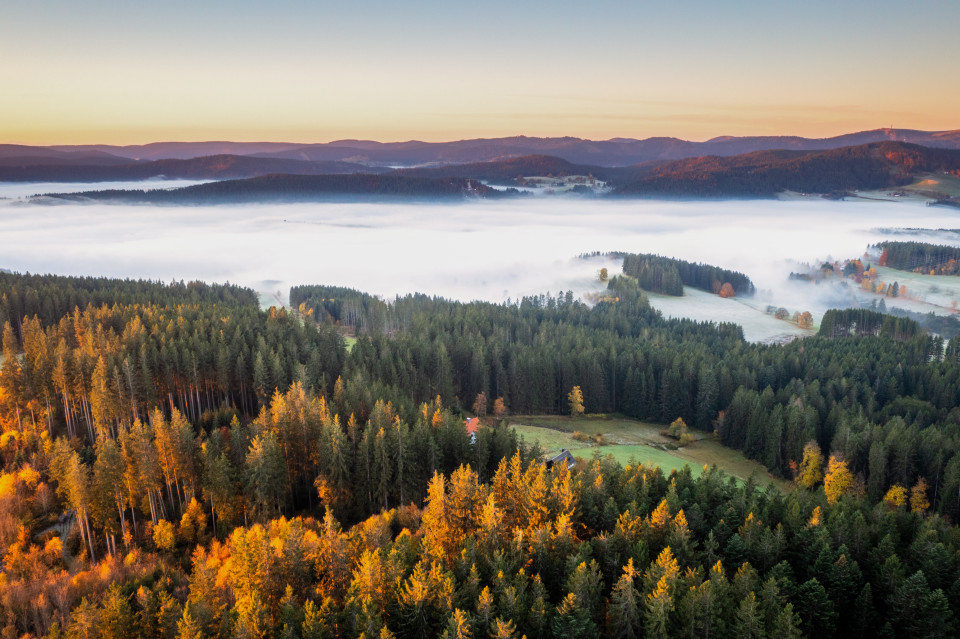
{"left": 3, "top": 191, "right": 960, "bottom": 341}
{"left": 0, "top": 179, "right": 212, "bottom": 200}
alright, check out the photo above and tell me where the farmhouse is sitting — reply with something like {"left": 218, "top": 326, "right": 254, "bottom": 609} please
{"left": 545, "top": 449, "right": 576, "bottom": 470}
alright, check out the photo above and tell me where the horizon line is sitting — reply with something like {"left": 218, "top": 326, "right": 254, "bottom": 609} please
{"left": 8, "top": 125, "right": 960, "bottom": 149}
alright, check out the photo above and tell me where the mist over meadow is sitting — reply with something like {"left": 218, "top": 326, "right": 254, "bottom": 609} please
{"left": 2, "top": 184, "right": 960, "bottom": 339}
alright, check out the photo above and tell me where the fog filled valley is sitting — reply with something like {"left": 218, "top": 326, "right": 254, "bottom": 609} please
{"left": 4, "top": 185, "right": 960, "bottom": 341}
{"left": 6, "top": 184, "right": 960, "bottom": 638}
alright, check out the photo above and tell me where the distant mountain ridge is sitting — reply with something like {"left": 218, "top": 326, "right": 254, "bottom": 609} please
{"left": 612, "top": 141, "right": 960, "bottom": 197}
{"left": 0, "top": 144, "right": 137, "bottom": 167}
{"left": 21, "top": 127, "right": 959, "bottom": 168}
{"left": 38, "top": 141, "right": 960, "bottom": 203}
{"left": 0, "top": 154, "right": 381, "bottom": 182}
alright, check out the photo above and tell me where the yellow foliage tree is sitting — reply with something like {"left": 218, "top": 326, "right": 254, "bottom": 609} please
{"left": 797, "top": 441, "right": 824, "bottom": 489}
{"left": 883, "top": 484, "right": 907, "bottom": 508}
{"left": 568, "top": 386, "right": 585, "bottom": 417}
{"left": 667, "top": 418, "right": 687, "bottom": 439}
{"left": 910, "top": 477, "right": 930, "bottom": 514}
{"left": 808, "top": 506, "right": 822, "bottom": 527}
{"left": 823, "top": 454, "right": 852, "bottom": 504}
{"left": 153, "top": 519, "right": 176, "bottom": 551}
{"left": 649, "top": 499, "right": 671, "bottom": 532}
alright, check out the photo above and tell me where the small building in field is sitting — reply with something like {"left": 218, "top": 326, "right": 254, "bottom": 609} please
{"left": 546, "top": 449, "right": 576, "bottom": 470}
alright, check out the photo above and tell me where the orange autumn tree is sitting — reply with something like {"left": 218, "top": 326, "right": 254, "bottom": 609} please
{"left": 472, "top": 392, "right": 488, "bottom": 417}
{"left": 718, "top": 283, "right": 735, "bottom": 298}
{"left": 910, "top": 477, "right": 930, "bottom": 514}
{"left": 492, "top": 397, "right": 507, "bottom": 418}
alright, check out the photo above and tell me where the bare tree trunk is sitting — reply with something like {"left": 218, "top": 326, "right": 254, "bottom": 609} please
{"left": 83, "top": 509, "right": 96, "bottom": 563}
{"left": 116, "top": 494, "right": 128, "bottom": 546}
{"left": 210, "top": 493, "right": 217, "bottom": 538}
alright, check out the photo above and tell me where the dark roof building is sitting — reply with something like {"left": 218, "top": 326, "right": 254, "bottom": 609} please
{"left": 546, "top": 449, "right": 576, "bottom": 470}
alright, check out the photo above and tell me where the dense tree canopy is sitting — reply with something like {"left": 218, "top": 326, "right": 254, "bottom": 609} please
{"left": 3, "top": 271, "right": 960, "bottom": 637}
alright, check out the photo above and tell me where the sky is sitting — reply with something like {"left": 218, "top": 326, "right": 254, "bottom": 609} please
{"left": 2, "top": 0, "right": 958, "bottom": 145}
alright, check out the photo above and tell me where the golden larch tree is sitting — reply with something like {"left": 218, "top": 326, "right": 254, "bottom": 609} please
{"left": 568, "top": 386, "right": 585, "bottom": 417}
{"left": 823, "top": 454, "right": 853, "bottom": 504}
{"left": 883, "top": 484, "right": 907, "bottom": 509}
{"left": 797, "top": 441, "right": 824, "bottom": 489}
{"left": 910, "top": 477, "right": 930, "bottom": 514}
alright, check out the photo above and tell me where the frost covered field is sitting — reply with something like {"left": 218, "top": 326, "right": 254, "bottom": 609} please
{"left": 2, "top": 183, "right": 960, "bottom": 341}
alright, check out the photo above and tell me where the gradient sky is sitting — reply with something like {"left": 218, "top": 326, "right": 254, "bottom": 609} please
{"left": 2, "top": 0, "right": 958, "bottom": 145}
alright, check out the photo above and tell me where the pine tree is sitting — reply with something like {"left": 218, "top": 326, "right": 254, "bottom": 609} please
{"left": 65, "top": 597, "right": 100, "bottom": 639}
{"left": 733, "top": 591, "right": 765, "bottom": 639}
{"left": 441, "top": 609, "right": 472, "bottom": 639}
{"left": 606, "top": 558, "right": 641, "bottom": 639}
{"left": 246, "top": 431, "right": 288, "bottom": 518}
{"left": 98, "top": 584, "right": 135, "bottom": 639}
{"left": 552, "top": 592, "right": 597, "bottom": 639}
{"left": 177, "top": 603, "right": 207, "bottom": 639}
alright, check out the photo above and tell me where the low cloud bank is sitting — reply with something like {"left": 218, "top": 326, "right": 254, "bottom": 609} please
{"left": 2, "top": 194, "right": 959, "bottom": 331}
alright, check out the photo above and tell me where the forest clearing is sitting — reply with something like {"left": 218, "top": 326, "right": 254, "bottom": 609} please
{"left": 510, "top": 414, "right": 792, "bottom": 491}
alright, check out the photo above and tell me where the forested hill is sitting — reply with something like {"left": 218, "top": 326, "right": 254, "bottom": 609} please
{"left": 0, "top": 154, "right": 379, "bottom": 182}
{"left": 875, "top": 240, "right": 960, "bottom": 274}
{"left": 613, "top": 141, "right": 960, "bottom": 197}
{"left": 621, "top": 253, "right": 756, "bottom": 296}
{"left": 18, "top": 141, "right": 960, "bottom": 201}
{"left": 393, "top": 155, "right": 610, "bottom": 182}
{"left": 4, "top": 271, "right": 960, "bottom": 636}
{"left": 43, "top": 173, "right": 509, "bottom": 203}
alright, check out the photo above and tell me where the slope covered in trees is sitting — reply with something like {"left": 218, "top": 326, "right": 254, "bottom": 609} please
{"left": 4, "top": 272, "right": 960, "bottom": 637}
{"left": 613, "top": 142, "right": 960, "bottom": 197}
{"left": 44, "top": 174, "right": 508, "bottom": 203}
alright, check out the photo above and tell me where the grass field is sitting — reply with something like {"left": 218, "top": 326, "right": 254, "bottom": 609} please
{"left": 645, "top": 287, "right": 812, "bottom": 344}
{"left": 905, "top": 174, "right": 960, "bottom": 198}
{"left": 511, "top": 414, "right": 791, "bottom": 492}
{"left": 851, "top": 174, "right": 960, "bottom": 203}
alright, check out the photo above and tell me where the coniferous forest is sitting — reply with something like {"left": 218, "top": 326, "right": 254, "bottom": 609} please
{"left": 2, "top": 271, "right": 960, "bottom": 638}
{"left": 620, "top": 254, "right": 755, "bottom": 297}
